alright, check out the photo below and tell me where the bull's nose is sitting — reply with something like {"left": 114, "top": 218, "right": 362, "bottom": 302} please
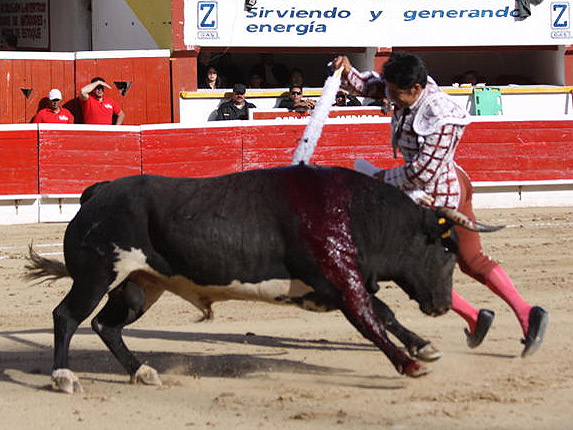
{"left": 420, "top": 303, "right": 450, "bottom": 316}
{"left": 433, "top": 305, "right": 450, "bottom": 317}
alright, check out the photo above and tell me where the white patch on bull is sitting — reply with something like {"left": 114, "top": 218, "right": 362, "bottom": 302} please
{"left": 107, "top": 246, "right": 330, "bottom": 315}
{"left": 108, "top": 246, "right": 159, "bottom": 292}
{"left": 164, "top": 277, "right": 324, "bottom": 313}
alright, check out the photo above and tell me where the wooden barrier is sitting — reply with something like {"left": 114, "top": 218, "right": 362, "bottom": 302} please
{"left": 459, "top": 120, "right": 573, "bottom": 181}
{"left": 0, "top": 119, "right": 570, "bottom": 194}
{"left": 0, "top": 118, "right": 572, "bottom": 223}
{"left": 38, "top": 124, "right": 141, "bottom": 194}
{"left": 0, "top": 125, "right": 39, "bottom": 194}
{"left": 0, "top": 51, "right": 172, "bottom": 126}
{"left": 141, "top": 124, "right": 243, "bottom": 177}
{"left": 0, "top": 53, "right": 76, "bottom": 125}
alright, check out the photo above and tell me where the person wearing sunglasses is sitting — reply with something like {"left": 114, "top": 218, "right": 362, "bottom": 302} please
{"left": 79, "top": 76, "right": 125, "bottom": 125}
{"left": 278, "top": 85, "right": 316, "bottom": 112}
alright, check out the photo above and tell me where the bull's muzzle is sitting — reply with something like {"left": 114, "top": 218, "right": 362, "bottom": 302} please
{"left": 419, "top": 302, "right": 450, "bottom": 317}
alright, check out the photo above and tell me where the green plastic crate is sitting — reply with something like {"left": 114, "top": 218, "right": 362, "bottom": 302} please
{"left": 472, "top": 87, "right": 503, "bottom": 115}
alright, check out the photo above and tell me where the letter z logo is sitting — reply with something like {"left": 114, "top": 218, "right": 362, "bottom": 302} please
{"left": 551, "top": 2, "right": 570, "bottom": 29}
{"left": 198, "top": 1, "right": 217, "bottom": 30}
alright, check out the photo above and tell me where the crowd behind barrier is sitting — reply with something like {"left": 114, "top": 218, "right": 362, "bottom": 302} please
{"left": 180, "top": 86, "right": 573, "bottom": 123}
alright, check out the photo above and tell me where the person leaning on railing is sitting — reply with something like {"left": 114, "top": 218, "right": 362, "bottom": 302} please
{"left": 278, "top": 85, "right": 316, "bottom": 112}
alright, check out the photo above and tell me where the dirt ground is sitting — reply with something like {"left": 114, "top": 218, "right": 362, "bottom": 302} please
{"left": 0, "top": 206, "right": 572, "bottom": 430}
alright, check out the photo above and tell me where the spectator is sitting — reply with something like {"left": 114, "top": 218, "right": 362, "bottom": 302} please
{"left": 216, "top": 83, "right": 256, "bottom": 120}
{"left": 453, "top": 70, "right": 486, "bottom": 86}
{"left": 199, "top": 65, "right": 223, "bottom": 89}
{"left": 248, "top": 71, "right": 265, "bottom": 89}
{"left": 333, "top": 90, "right": 362, "bottom": 107}
{"left": 252, "top": 53, "right": 289, "bottom": 88}
{"left": 288, "top": 68, "right": 305, "bottom": 87}
{"left": 0, "top": 33, "right": 17, "bottom": 50}
{"left": 278, "top": 85, "right": 316, "bottom": 112}
{"left": 32, "top": 89, "right": 74, "bottom": 124}
{"left": 80, "top": 77, "right": 125, "bottom": 125}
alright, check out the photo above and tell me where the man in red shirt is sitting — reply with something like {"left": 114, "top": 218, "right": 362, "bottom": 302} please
{"left": 80, "top": 77, "right": 125, "bottom": 125}
{"left": 33, "top": 89, "right": 74, "bottom": 124}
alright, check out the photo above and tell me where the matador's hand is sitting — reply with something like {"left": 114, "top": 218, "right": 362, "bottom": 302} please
{"left": 331, "top": 56, "right": 352, "bottom": 76}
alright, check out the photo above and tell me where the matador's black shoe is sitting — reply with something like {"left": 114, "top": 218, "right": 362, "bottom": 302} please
{"left": 521, "top": 306, "right": 549, "bottom": 358}
{"left": 464, "top": 309, "right": 495, "bottom": 348}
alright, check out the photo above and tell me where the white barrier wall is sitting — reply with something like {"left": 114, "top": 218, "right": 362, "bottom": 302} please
{"left": 180, "top": 86, "right": 573, "bottom": 124}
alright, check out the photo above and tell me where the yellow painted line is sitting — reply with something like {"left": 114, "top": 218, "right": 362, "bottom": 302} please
{"left": 181, "top": 89, "right": 327, "bottom": 99}
{"left": 444, "top": 86, "right": 573, "bottom": 95}
{"left": 182, "top": 86, "right": 573, "bottom": 99}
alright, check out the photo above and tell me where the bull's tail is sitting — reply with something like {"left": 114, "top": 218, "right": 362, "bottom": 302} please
{"left": 24, "top": 245, "right": 70, "bottom": 283}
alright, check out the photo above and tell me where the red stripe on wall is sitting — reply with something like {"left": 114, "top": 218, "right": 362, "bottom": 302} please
{"left": 0, "top": 129, "right": 38, "bottom": 194}
{"left": 38, "top": 129, "right": 141, "bottom": 194}
{"left": 141, "top": 127, "right": 242, "bottom": 177}
{"left": 0, "top": 119, "right": 571, "bottom": 196}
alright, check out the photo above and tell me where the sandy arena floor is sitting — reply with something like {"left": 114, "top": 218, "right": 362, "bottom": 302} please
{"left": 0, "top": 206, "right": 572, "bottom": 430}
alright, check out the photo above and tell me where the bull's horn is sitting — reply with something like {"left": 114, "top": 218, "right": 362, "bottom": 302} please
{"left": 436, "top": 207, "right": 505, "bottom": 233}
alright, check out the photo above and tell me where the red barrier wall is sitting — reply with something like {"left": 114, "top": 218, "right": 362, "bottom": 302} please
{"left": 459, "top": 121, "right": 573, "bottom": 181}
{"left": 0, "top": 53, "right": 172, "bottom": 126}
{"left": 0, "top": 58, "right": 75, "bottom": 124}
{"left": 0, "top": 119, "right": 571, "bottom": 196}
{"left": 0, "top": 127, "right": 38, "bottom": 194}
{"left": 242, "top": 123, "right": 399, "bottom": 171}
{"left": 38, "top": 126, "right": 141, "bottom": 194}
{"left": 141, "top": 126, "right": 243, "bottom": 177}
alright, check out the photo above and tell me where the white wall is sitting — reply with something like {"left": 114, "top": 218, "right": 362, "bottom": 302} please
{"left": 92, "top": 1, "right": 157, "bottom": 50}
{"left": 48, "top": 0, "right": 92, "bottom": 51}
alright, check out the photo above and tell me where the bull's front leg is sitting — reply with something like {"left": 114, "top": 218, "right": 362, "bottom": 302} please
{"left": 371, "top": 296, "right": 442, "bottom": 362}
{"left": 336, "top": 282, "right": 429, "bottom": 377}
{"left": 291, "top": 183, "right": 427, "bottom": 376}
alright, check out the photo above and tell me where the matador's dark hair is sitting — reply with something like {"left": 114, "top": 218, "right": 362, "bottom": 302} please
{"left": 383, "top": 52, "right": 428, "bottom": 89}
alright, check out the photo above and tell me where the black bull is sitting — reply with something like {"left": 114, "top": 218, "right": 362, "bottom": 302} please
{"left": 26, "top": 164, "right": 493, "bottom": 394}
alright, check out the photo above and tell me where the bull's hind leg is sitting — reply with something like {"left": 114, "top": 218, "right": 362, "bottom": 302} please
{"left": 91, "top": 277, "right": 164, "bottom": 385}
{"left": 372, "top": 297, "right": 442, "bottom": 362}
{"left": 52, "top": 280, "right": 109, "bottom": 394}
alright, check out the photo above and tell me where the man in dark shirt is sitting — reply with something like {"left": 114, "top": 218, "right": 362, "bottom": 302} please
{"left": 216, "top": 84, "right": 256, "bottom": 120}
{"left": 278, "top": 85, "right": 316, "bottom": 112}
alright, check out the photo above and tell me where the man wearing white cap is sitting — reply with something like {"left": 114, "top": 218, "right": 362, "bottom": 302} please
{"left": 33, "top": 89, "right": 74, "bottom": 124}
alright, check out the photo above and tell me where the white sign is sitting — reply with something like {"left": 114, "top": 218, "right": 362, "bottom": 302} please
{"left": 184, "top": 0, "right": 572, "bottom": 47}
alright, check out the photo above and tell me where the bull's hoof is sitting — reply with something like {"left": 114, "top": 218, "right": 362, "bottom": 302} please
{"left": 521, "top": 306, "right": 549, "bottom": 358}
{"left": 131, "top": 364, "right": 162, "bottom": 386}
{"left": 52, "top": 368, "right": 84, "bottom": 394}
{"left": 464, "top": 309, "right": 495, "bottom": 348}
{"left": 410, "top": 342, "right": 442, "bottom": 362}
{"left": 403, "top": 361, "right": 430, "bottom": 378}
